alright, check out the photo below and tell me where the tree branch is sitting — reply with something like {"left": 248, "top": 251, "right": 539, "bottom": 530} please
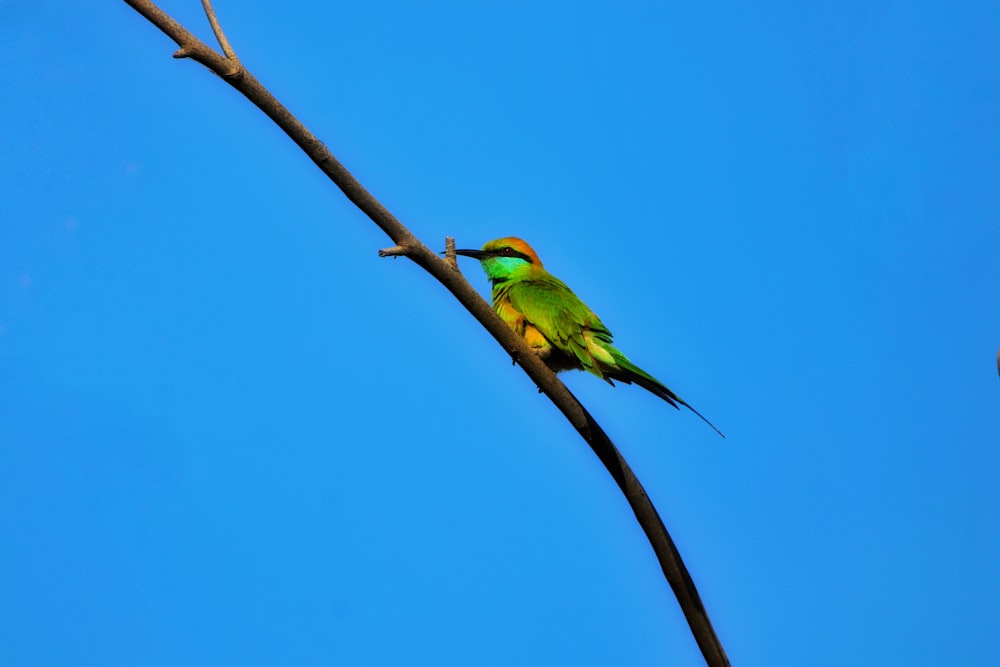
{"left": 122, "top": 2, "right": 730, "bottom": 665}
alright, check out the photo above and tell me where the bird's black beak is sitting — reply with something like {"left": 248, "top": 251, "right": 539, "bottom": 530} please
{"left": 452, "top": 249, "right": 489, "bottom": 260}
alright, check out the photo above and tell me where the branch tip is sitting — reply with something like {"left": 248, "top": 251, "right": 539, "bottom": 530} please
{"left": 378, "top": 245, "right": 407, "bottom": 258}
{"left": 444, "top": 236, "right": 458, "bottom": 269}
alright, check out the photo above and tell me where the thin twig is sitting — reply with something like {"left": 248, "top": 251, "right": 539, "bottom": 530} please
{"left": 378, "top": 245, "right": 407, "bottom": 258}
{"left": 201, "top": 0, "right": 237, "bottom": 60}
{"left": 121, "top": 3, "right": 730, "bottom": 665}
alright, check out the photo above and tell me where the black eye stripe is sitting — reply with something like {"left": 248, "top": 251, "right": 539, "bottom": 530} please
{"left": 496, "top": 247, "right": 532, "bottom": 263}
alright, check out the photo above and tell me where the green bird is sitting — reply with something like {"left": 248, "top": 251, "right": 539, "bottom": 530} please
{"left": 455, "top": 237, "right": 723, "bottom": 437}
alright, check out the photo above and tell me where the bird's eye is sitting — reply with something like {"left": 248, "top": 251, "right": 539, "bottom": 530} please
{"left": 501, "top": 247, "right": 513, "bottom": 256}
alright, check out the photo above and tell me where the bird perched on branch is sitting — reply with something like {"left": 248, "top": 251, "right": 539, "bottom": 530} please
{"left": 455, "top": 237, "right": 723, "bottom": 437}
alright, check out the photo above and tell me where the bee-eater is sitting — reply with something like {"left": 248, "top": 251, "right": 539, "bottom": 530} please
{"left": 455, "top": 237, "right": 723, "bottom": 437}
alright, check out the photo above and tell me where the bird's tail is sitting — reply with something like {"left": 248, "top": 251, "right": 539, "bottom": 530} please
{"left": 606, "top": 354, "right": 725, "bottom": 438}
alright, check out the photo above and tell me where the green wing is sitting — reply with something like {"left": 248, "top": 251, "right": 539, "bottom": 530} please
{"left": 506, "top": 276, "right": 726, "bottom": 437}
{"left": 506, "top": 276, "right": 613, "bottom": 376}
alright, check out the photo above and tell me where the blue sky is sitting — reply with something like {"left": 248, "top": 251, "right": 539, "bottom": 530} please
{"left": 2, "top": 1, "right": 998, "bottom": 665}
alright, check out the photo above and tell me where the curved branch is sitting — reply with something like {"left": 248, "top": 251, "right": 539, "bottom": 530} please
{"left": 122, "top": 2, "right": 730, "bottom": 665}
